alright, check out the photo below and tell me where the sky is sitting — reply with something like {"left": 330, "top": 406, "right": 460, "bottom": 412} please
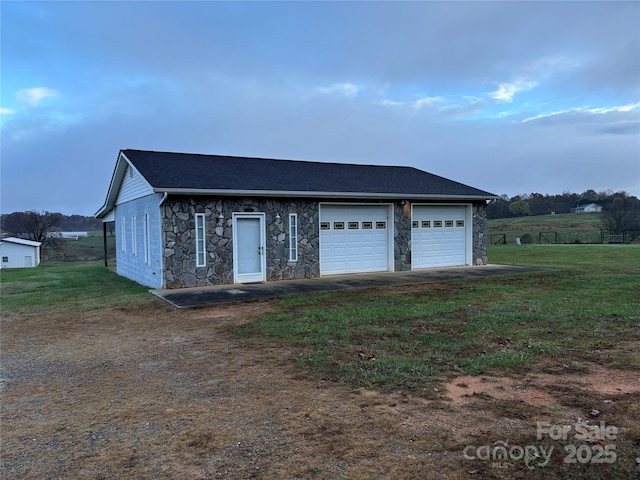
{"left": 1, "top": 1, "right": 639, "bottom": 216}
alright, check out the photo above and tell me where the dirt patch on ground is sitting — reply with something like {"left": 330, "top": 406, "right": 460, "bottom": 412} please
{"left": 445, "top": 369, "right": 640, "bottom": 407}
{"left": 2, "top": 298, "right": 639, "bottom": 479}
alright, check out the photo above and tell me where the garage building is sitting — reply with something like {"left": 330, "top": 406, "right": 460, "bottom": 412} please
{"left": 96, "top": 149, "right": 497, "bottom": 288}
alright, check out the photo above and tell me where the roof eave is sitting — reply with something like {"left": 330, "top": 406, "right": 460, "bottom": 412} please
{"left": 95, "top": 203, "right": 111, "bottom": 219}
{"left": 153, "top": 188, "right": 498, "bottom": 201}
{"left": 1, "top": 237, "right": 42, "bottom": 247}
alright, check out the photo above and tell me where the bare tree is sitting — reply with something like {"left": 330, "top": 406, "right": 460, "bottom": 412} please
{"left": 3, "top": 211, "right": 64, "bottom": 242}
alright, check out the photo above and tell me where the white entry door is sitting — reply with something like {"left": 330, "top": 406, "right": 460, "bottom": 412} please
{"left": 233, "top": 214, "right": 266, "bottom": 283}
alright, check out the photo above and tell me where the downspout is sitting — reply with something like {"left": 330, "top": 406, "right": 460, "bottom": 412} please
{"left": 103, "top": 221, "right": 108, "bottom": 267}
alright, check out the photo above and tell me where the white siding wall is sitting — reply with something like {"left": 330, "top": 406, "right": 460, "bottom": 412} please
{"left": 116, "top": 164, "right": 154, "bottom": 205}
{"left": 115, "top": 193, "right": 164, "bottom": 288}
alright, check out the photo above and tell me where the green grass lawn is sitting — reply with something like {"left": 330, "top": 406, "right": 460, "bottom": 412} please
{"left": 232, "top": 244, "right": 640, "bottom": 395}
{"left": 0, "top": 263, "right": 152, "bottom": 317}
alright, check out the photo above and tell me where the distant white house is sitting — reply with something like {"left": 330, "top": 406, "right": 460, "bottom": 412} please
{"left": 0, "top": 237, "right": 42, "bottom": 269}
{"left": 570, "top": 203, "right": 603, "bottom": 214}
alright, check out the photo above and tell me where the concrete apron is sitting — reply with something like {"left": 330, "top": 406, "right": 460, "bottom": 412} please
{"left": 150, "top": 265, "right": 547, "bottom": 308}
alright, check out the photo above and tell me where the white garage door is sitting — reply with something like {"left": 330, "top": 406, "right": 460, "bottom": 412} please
{"left": 412, "top": 205, "right": 468, "bottom": 268}
{"left": 320, "top": 205, "right": 389, "bottom": 275}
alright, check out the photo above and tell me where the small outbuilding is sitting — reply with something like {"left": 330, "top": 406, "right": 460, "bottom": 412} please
{"left": 96, "top": 149, "right": 498, "bottom": 289}
{"left": 0, "top": 237, "right": 42, "bottom": 269}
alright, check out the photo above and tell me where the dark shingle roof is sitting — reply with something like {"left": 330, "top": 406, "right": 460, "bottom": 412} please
{"left": 121, "top": 149, "right": 496, "bottom": 198}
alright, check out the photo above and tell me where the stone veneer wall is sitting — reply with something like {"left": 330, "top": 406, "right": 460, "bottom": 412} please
{"left": 393, "top": 202, "right": 412, "bottom": 272}
{"left": 472, "top": 202, "right": 489, "bottom": 265}
{"left": 162, "top": 197, "right": 320, "bottom": 288}
{"left": 161, "top": 196, "right": 489, "bottom": 288}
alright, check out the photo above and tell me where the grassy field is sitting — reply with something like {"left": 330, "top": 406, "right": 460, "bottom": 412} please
{"left": 488, "top": 213, "right": 609, "bottom": 244}
{"left": 44, "top": 230, "right": 116, "bottom": 263}
{"left": 234, "top": 244, "right": 639, "bottom": 392}
{"left": 490, "top": 213, "right": 602, "bottom": 228}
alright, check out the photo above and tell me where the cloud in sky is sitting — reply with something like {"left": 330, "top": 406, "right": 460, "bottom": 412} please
{"left": 15, "top": 87, "right": 58, "bottom": 106}
{"left": 376, "top": 96, "right": 444, "bottom": 110}
{"left": 0, "top": 1, "right": 638, "bottom": 215}
{"left": 490, "top": 81, "right": 538, "bottom": 103}
{"left": 315, "top": 82, "right": 361, "bottom": 97}
{"left": 523, "top": 102, "right": 640, "bottom": 124}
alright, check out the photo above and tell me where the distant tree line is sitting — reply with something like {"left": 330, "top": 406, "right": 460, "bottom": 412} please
{"left": 57, "top": 214, "right": 103, "bottom": 232}
{"left": 0, "top": 212, "right": 103, "bottom": 241}
{"left": 488, "top": 190, "right": 639, "bottom": 218}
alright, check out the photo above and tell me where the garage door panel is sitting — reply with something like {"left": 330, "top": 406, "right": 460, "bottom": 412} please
{"left": 412, "top": 206, "right": 467, "bottom": 268}
{"left": 320, "top": 205, "right": 389, "bottom": 275}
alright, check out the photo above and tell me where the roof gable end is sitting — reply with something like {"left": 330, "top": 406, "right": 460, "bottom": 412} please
{"left": 95, "top": 151, "right": 153, "bottom": 218}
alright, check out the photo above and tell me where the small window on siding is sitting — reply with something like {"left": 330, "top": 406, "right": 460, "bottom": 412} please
{"left": 412, "top": 221, "right": 419, "bottom": 228}
{"left": 196, "top": 214, "right": 206, "bottom": 267}
{"left": 434, "top": 220, "right": 443, "bottom": 228}
{"left": 144, "top": 214, "right": 150, "bottom": 265}
{"left": 121, "top": 217, "right": 126, "bottom": 253}
{"left": 2, "top": 256, "right": 8, "bottom": 263}
{"left": 422, "top": 220, "right": 430, "bottom": 228}
{"left": 348, "top": 222, "right": 359, "bottom": 230}
{"left": 456, "top": 220, "right": 465, "bottom": 227}
{"left": 289, "top": 214, "right": 298, "bottom": 262}
{"left": 131, "top": 216, "right": 137, "bottom": 255}
{"left": 376, "top": 221, "right": 386, "bottom": 229}
{"left": 320, "top": 222, "right": 330, "bottom": 230}
{"left": 334, "top": 222, "right": 345, "bottom": 230}
{"left": 362, "top": 222, "right": 372, "bottom": 229}
{"left": 445, "top": 220, "right": 454, "bottom": 227}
